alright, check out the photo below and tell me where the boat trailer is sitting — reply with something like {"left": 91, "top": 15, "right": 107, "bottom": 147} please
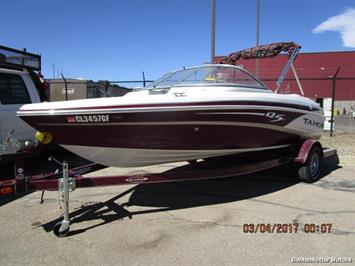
{"left": 0, "top": 140, "right": 337, "bottom": 237}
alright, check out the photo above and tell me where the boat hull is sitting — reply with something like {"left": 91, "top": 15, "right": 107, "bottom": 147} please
{"left": 18, "top": 101, "right": 324, "bottom": 167}
{"left": 61, "top": 144, "right": 293, "bottom": 167}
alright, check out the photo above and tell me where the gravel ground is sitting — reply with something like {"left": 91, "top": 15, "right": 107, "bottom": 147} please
{"left": 321, "top": 133, "right": 355, "bottom": 156}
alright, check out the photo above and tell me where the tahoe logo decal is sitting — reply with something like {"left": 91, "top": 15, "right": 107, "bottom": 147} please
{"left": 303, "top": 118, "right": 324, "bottom": 128}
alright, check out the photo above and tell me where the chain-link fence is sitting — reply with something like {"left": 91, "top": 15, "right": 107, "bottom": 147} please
{"left": 333, "top": 113, "right": 355, "bottom": 134}
{"left": 330, "top": 74, "right": 355, "bottom": 135}
{"left": 273, "top": 74, "right": 355, "bottom": 136}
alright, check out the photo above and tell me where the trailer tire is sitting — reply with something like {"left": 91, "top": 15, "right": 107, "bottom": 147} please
{"left": 297, "top": 145, "right": 323, "bottom": 183}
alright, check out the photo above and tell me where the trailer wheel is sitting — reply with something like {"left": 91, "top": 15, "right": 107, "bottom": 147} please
{"left": 53, "top": 221, "right": 69, "bottom": 237}
{"left": 297, "top": 146, "right": 322, "bottom": 183}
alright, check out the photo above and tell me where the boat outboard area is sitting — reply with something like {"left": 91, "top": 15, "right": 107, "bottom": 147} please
{"left": 17, "top": 64, "right": 324, "bottom": 168}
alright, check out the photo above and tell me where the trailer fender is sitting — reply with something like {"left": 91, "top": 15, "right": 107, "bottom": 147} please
{"left": 294, "top": 139, "right": 323, "bottom": 164}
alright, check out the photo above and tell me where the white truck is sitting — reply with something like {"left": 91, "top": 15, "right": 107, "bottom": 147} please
{"left": 0, "top": 45, "right": 48, "bottom": 159}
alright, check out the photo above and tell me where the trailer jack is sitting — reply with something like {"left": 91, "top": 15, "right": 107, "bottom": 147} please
{"left": 53, "top": 161, "right": 76, "bottom": 237}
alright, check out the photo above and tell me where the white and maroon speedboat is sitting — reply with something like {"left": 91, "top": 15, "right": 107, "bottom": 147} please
{"left": 17, "top": 64, "right": 324, "bottom": 167}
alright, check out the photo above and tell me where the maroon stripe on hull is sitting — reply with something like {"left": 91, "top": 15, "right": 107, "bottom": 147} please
{"left": 110, "top": 110, "right": 301, "bottom": 126}
{"left": 20, "top": 109, "right": 305, "bottom": 149}
{"left": 38, "top": 124, "right": 299, "bottom": 149}
{"left": 20, "top": 100, "right": 321, "bottom": 112}
{"left": 22, "top": 108, "right": 303, "bottom": 126}
{"left": 22, "top": 126, "right": 300, "bottom": 151}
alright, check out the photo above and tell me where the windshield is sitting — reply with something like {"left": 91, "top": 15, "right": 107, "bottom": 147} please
{"left": 145, "top": 65, "right": 266, "bottom": 90}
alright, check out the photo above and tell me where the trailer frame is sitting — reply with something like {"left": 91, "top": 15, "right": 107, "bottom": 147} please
{"left": 0, "top": 140, "right": 337, "bottom": 237}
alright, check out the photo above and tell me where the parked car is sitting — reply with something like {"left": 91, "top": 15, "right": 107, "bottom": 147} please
{"left": 0, "top": 45, "right": 48, "bottom": 158}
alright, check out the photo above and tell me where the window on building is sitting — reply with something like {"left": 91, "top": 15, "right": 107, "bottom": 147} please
{"left": 0, "top": 73, "right": 31, "bottom": 104}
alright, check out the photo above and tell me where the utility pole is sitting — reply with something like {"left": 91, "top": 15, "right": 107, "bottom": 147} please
{"left": 61, "top": 73, "right": 68, "bottom": 101}
{"left": 211, "top": 0, "right": 216, "bottom": 63}
{"left": 255, "top": 0, "right": 260, "bottom": 77}
{"left": 330, "top": 67, "right": 341, "bottom": 137}
{"left": 142, "top": 71, "right": 146, "bottom": 87}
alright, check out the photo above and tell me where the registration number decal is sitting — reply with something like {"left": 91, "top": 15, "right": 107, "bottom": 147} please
{"left": 66, "top": 115, "right": 110, "bottom": 123}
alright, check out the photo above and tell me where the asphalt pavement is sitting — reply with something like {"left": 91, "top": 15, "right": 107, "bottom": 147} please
{"left": 0, "top": 155, "right": 354, "bottom": 266}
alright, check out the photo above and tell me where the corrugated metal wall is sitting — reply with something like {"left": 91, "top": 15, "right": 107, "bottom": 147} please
{"left": 216, "top": 51, "right": 355, "bottom": 100}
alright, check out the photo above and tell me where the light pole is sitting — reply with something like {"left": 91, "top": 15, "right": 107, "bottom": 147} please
{"left": 211, "top": 0, "right": 216, "bottom": 63}
{"left": 256, "top": 0, "right": 260, "bottom": 77}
